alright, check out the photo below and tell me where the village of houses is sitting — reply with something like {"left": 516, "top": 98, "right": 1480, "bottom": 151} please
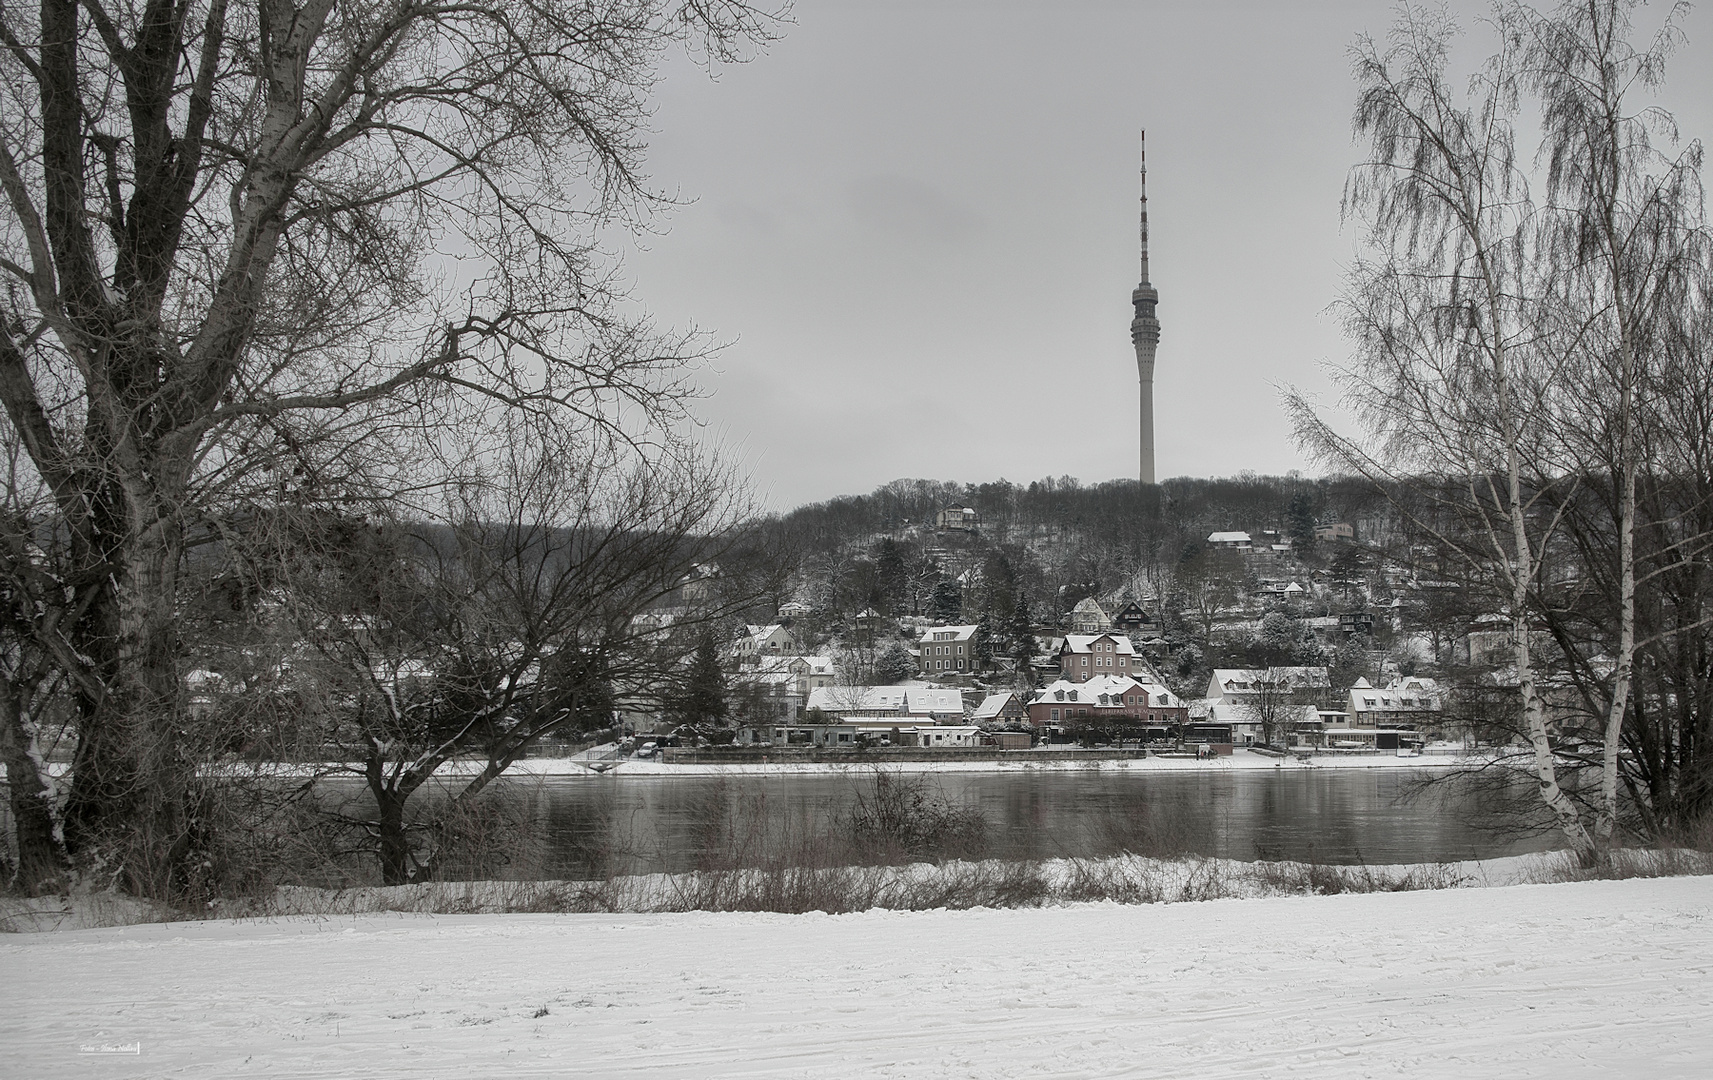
{"left": 654, "top": 511, "right": 1454, "bottom": 763}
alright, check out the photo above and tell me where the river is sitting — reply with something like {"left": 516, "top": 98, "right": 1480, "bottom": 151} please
{"left": 336, "top": 766, "right": 1554, "bottom": 881}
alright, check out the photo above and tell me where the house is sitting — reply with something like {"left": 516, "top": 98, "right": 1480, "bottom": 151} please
{"left": 736, "top": 720, "right": 979, "bottom": 749}
{"left": 1339, "top": 611, "right": 1375, "bottom": 637}
{"left": 1026, "top": 675, "right": 1186, "bottom": 728}
{"left": 936, "top": 504, "right": 982, "bottom": 531}
{"left": 726, "top": 671, "right": 801, "bottom": 723}
{"left": 1297, "top": 676, "right": 1442, "bottom": 749}
{"left": 919, "top": 624, "right": 980, "bottom": 674}
{"left": 1207, "top": 531, "right": 1253, "bottom": 550}
{"left": 777, "top": 600, "right": 812, "bottom": 619}
{"left": 732, "top": 623, "right": 799, "bottom": 666}
{"left": 805, "top": 685, "right": 966, "bottom": 721}
{"left": 1067, "top": 596, "right": 1113, "bottom": 634}
{"left": 1057, "top": 633, "right": 1141, "bottom": 682}
{"left": 675, "top": 563, "right": 721, "bottom": 603}
{"left": 748, "top": 655, "right": 836, "bottom": 697}
{"left": 1204, "top": 666, "right": 1335, "bottom": 745}
{"left": 1111, "top": 600, "right": 1156, "bottom": 633}
{"left": 1206, "top": 667, "right": 1333, "bottom": 706}
{"left": 1314, "top": 522, "right": 1356, "bottom": 542}
{"left": 971, "top": 691, "right": 1029, "bottom": 725}
{"left": 1347, "top": 676, "right": 1441, "bottom": 727}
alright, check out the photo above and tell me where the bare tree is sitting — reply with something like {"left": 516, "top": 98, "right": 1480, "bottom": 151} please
{"left": 243, "top": 425, "right": 754, "bottom": 884}
{"left": 1237, "top": 671, "right": 1298, "bottom": 750}
{"left": 1291, "top": 0, "right": 1709, "bottom": 859}
{"left": 1287, "top": 4, "right": 1597, "bottom": 857}
{"left": 1518, "top": 0, "right": 1709, "bottom": 844}
{"left": 0, "top": 507, "right": 74, "bottom": 893}
{"left": 0, "top": 0, "right": 777, "bottom": 891}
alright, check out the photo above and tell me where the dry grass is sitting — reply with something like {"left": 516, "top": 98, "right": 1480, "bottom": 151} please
{"left": 1522, "top": 845, "right": 1713, "bottom": 885}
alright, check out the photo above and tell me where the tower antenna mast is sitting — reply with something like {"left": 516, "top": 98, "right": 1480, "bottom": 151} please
{"left": 1131, "top": 130, "right": 1161, "bottom": 485}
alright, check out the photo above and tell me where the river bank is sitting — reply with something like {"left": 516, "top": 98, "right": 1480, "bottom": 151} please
{"left": 433, "top": 744, "right": 1488, "bottom": 779}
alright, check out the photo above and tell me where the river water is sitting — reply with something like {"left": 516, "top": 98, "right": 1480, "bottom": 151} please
{"left": 368, "top": 766, "right": 1554, "bottom": 880}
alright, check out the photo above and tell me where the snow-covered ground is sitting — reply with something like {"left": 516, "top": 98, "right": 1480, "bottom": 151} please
{"left": 62, "top": 746, "right": 1480, "bottom": 782}
{"left": 464, "top": 746, "right": 1483, "bottom": 779}
{"left": 5, "top": 874, "right": 1709, "bottom": 1078}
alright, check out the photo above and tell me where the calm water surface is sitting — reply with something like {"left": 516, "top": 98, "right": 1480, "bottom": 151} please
{"left": 377, "top": 767, "right": 1553, "bottom": 879}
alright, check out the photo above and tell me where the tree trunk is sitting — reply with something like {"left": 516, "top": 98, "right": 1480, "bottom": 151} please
{"left": 61, "top": 510, "right": 191, "bottom": 896}
{"left": 0, "top": 683, "right": 68, "bottom": 895}
{"left": 373, "top": 785, "right": 414, "bottom": 887}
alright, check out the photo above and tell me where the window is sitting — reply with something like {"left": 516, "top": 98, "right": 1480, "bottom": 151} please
{"left": 1051, "top": 709, "right": 1060, "bottom": 720}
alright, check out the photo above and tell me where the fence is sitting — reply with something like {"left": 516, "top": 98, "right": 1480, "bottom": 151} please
{"left": 661, "top": 747, "right": 1153, "bottom": 765}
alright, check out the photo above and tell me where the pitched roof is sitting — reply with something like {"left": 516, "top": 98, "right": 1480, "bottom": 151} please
{"left": 805, "top": 686, "right": 965, "bottom": 716}
{"left": 1060, "top": 633, "right": 1136, "bottom": 655}
{"left": 918, "top": 624, "right": 979, "bottom": 644}
{"left": 1030, "top": 675, "right": 1182, "bottom": 710}
{"left": 971, "top": 692, "right": 1018, "bottom": 720}
{"left": 1208, "top": 667, "right": 1332, "bottom": 697}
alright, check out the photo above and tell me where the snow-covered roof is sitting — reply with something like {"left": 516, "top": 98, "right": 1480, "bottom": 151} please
{"left": 1349, "top": 682, "right": 1441, "bottom": 713}
{"left": 1208, "top": 531, "right": 1252, "bottom": 544}
{"left": 1030, "top": 675, "right": 1182, "bottom": 710}
{"left": 1060, "top": 633, "right": 1136, "bottom": 656}
{"left": 752, "top": 655, "right": 834, "bottom": 676}
{"left": 918, "top": 624, "right": 979, "bottom": 644}
{"left": 971, "top": 692, "right": 1017, "bottom": 721}
{"left": 1208, "top": 667, "right": 1331, "bottom": 697}
{"left": 806, "top": 686, "right": 965, "bottom": 716}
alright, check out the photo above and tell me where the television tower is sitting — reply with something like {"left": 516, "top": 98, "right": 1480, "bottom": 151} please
{"left": 1131, "top": 130, "right": 1161, "bottom": 485}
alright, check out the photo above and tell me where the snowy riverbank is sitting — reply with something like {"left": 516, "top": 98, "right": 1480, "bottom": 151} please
{"left": 4, "top": 872, "right": 1708, "bottom": 1078}
{"left": 413, "top": 745, "right": 1485, "bottom": 780}
{"left": 597, "top": 748, "right": 1476, "bottom": 777}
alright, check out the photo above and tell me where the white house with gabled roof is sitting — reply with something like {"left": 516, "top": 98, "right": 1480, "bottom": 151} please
{"left": 732, "top": 623, "right": 799, "bottom": 666}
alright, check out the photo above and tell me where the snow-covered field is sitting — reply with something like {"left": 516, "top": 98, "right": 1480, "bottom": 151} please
{"left": 5, "top": 874, "right": 1709, "bottom": 1078}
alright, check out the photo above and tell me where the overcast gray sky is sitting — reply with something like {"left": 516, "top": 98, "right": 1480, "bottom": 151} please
{"left": 619, "top": 0, "right": 1713, "bottom": 510}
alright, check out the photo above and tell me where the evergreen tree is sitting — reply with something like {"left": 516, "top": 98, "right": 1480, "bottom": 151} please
{"left": 875, "top": 641, "right": 916, "bottom": 684}
{"left": 972, "top": 616, "right": 995, "bottom": 670}
{"left": 1287, "top": 491, "right": 1318, "bottom": 545}
{"left": 1008, "top": 596, "right": 1035, "bottom": 676}
{"left": 929, "top": 578, "right": 963, "bottom": 623}
{"left": 675, "top": 638, "right": 729, "bottom": 735}
{"left": 875, "top": 538, "right": 907, "bottom": 614}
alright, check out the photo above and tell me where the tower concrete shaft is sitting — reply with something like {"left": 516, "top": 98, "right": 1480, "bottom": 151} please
{"left": 1131, "top": 130, "right": 1160, "bottom": 485}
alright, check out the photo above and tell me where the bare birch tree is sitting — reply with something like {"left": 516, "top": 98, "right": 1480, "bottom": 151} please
{"left": 1517, "top": 0, "right": 1708, "bottom": 844}
{"left": 1286, "top": 4, "right": 1598, "bottom": 858}
{"left": 1292, "top": 0, "right": 1708, "bottom": 859}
